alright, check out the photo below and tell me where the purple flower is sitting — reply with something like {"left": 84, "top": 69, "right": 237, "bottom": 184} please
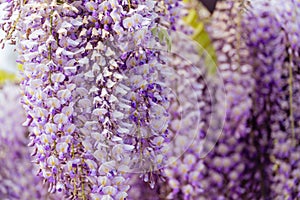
{"left": 0, "top": 0, "right": 184, "bottom": 199}
{"left": 197, "top": 1, "right": 256, "bottom": 199}
{"left": 244, "top": 0, "right": 300, "bottom": 199}
{"left": 0, "top": 83, "right": 61, "bottom": 200}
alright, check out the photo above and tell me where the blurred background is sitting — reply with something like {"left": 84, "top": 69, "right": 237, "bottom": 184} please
{"left": 0, "top": 4, "right": 18, "bottom": 73}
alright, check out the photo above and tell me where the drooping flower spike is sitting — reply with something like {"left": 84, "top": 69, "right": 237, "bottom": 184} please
{"left": 197, "top": 1, "right": 256, "bottom": 199}
{"left": 0, "top": 83, "right": 61, "bottom": 200}
{"left": 244, "top": 0, "right": 300, "bottom": 199}
{"left": 0, "top": 0, "right": 183, "bottom": 199}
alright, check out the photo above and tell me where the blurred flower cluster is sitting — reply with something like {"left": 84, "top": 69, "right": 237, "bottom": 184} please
{"left": 0, "top": 0, "right": 299, "bottom": 199}
{"left": 0, "top": 83, "right": 61, "bottom": 200}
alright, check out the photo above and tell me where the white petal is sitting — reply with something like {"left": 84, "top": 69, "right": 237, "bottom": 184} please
{"left": 107, "top": 79, "right": 116, "bottom": 88}
{"left": 92, "top": 108, "right": 108, "bottom": 116}
{"left": 112, "top": 110, "right": 124, "bottom": 119}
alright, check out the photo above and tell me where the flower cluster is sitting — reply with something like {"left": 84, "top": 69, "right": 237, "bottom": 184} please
{"left": 257, "top": 0, "right": 300, "bottom": 199}
{"left": 191, "top": 0, "right": 300, "bottom": 199}
{"left": 242, "top": 1, "right": 288, "bottom": 199}
{"left": 158, "top": 31, "right": 211, "bottom": 200}
{"left": 0, "top": 83, "right": 60, "bottom": 200}
{"left": 1, "top": 0, "right": 184, "bottom": 199}
{"left": 245, "top": 1, "right": 300, "bottom": 199}
{"left": 195, "top": 1, "right": 256, "bottom": 199}
{"left": 1, "top": 0, "right": 300, "bottom": 199}
{"left": 120, "top": 28, "right": 213, "bottom": 200}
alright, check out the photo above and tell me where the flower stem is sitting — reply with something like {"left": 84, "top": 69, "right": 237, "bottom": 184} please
{"left": 48, "top": 10, "right": 54, "bottom": 60}
{"left": 128, "top": 0, "right": 131, "bottom": 9}
{"left": 288, "top": 48, "right": 295, "bottom": 145}
{"left": 80, "top": 160, "right": 86, "bottom": 200}
{"left": 236, "top": 0, "right": 246, "bottom": 71}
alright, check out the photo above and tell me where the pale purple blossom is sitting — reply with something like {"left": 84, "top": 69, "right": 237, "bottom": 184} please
{"left": 0, "top": 83, "right": 60, "bottom": 200}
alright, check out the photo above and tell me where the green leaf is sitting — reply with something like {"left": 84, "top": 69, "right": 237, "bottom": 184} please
{"left": 151, "top": 27, "right": 158, "bottom": 36}
{"left": 151, "top": 27, "right": 172, "bottom": 51}
{"left": 158, "top": 29, "right": 164, "bottom": 43}
{"left": 161, "top": 29, "right": 172, "bottom": 51}
{"left": 0, "top": 70, "right": 16, "bottom": 84}
{"left": 17, "top": 64, "right": 24, "bottom": 71}
{"left": 184, "top": 9, "right": 198, "bottom": 27}
{"left": 183, "top": 1, "right": 218, "bottom": 75}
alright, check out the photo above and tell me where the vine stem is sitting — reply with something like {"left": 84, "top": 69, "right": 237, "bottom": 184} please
{"left": 2, "top": 7, "right": 21, "bottom": 47}
{"left": 236, "top": 0, "right": 245, "bottom": 71}
{"left": 48, "top": 10, "right": 54, "bottom": 60}
{"left": 80, "top": 159, "right": 86, "bottom": 200}
{"left": 288, "top": 48, "right": 295, "bottom": 145}
{"left": 128, "top": 0, "right": 131, "bottom": 9}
